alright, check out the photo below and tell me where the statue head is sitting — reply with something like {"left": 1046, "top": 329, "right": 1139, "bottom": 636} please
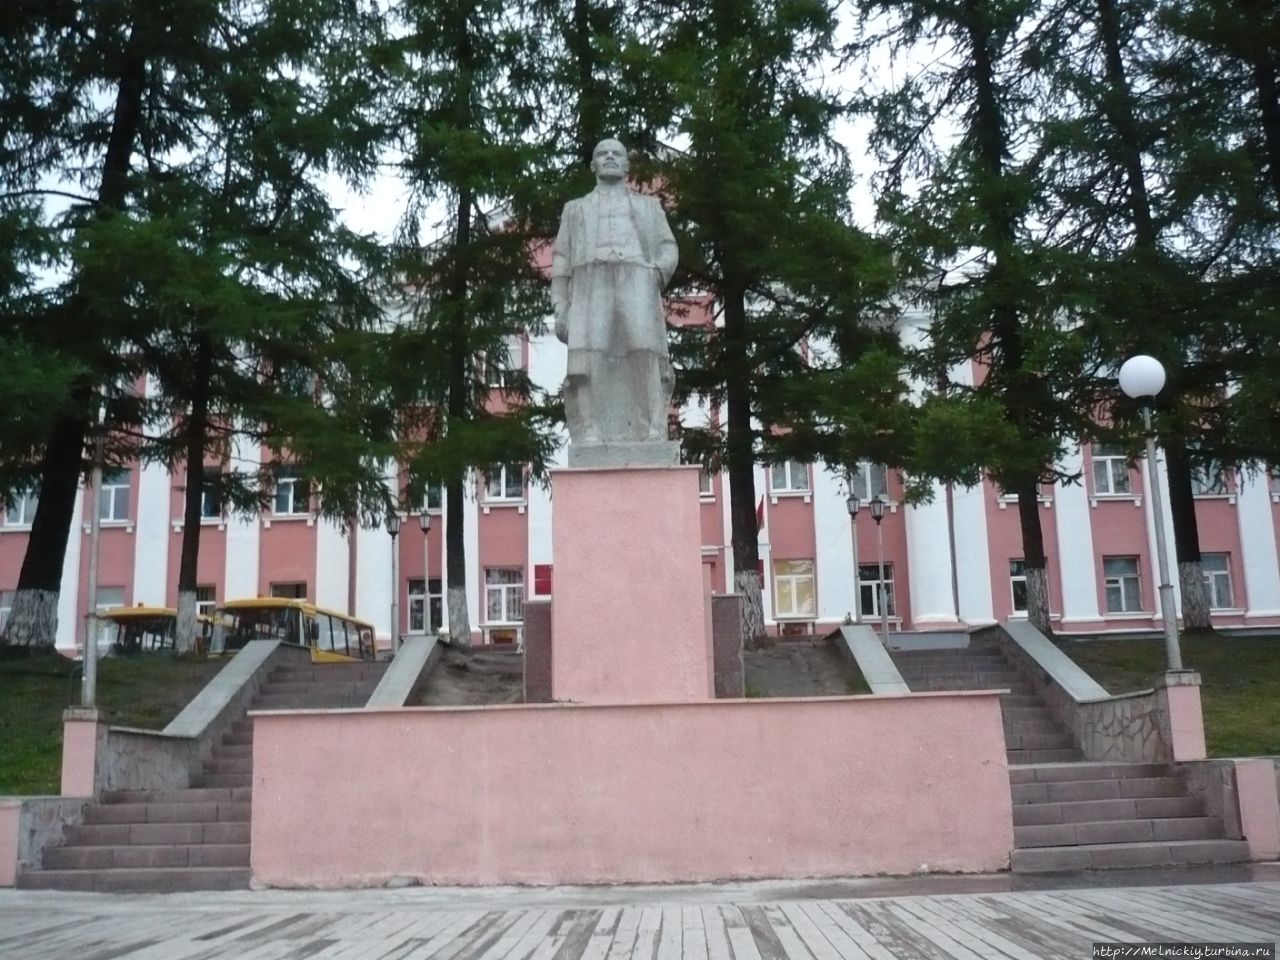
{"left": 590, "top": 138, "right": 629, "bottom": 183}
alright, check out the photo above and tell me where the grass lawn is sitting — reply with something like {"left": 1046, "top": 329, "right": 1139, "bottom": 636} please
{"left": 0, "top": 651, "right": 225, "bottom": 796}
{"left": 1059, "top": 632, "right": 1280, "bottom": 758}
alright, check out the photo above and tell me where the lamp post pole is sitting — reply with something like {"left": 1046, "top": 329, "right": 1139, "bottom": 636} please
{"left": 82, "top": 399, "right": 107, "bottom": 708}
{"left": 419, "top": 510, "right": 432, "bottom": 639}
{"left": 869, "top": 497, "right": 889, "bottom": 646}
{"left": 1119, "top": 355, "right": 1182, "bottom": 671}
{"left": 845, "top": 491, "right": 861, "bottom": 624}
{"left": 388, "top": 512, "right": 402, "bottom": 658}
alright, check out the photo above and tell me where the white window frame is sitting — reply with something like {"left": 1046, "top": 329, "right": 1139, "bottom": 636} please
{"left": 698, "top": 468, "right": 714, "bottom": 498}
{"left": 484, "top": 464, "right": 524, "bottom": 502}
{"left": 484, "top": 567, "right": 524, "bottom": 624}
{"left": 772, "top": 559, "right": 816, "bottom": 619}
{"left": 273, "top": 470, "right": 309, "bottom": 516}
{"left": 1091, "top": 444, "right": 1131, "bottom": 496}
{"left": 1009, "top": 559, "right": 1028, "bottom": 615}
{"left": 270, "top": 581, "right": 307, "bottom": 600}
{"left": 93, "top": 586, "right": 126, "bottom": 653}
{"left": 422, "top": 480, "right": 443, "bottom": 513}
{"left": 195, "top": 585, "right": 217, "bottom": 619}
{"left": 99, "top": 470, "right": 131, "bottom": 522}
{"left": 408, "top": 577, "right": 443, "bottom": 634}
{"left": 4, "top": 490, "right": 38, "bottom": 527}
{"left": 858, "top": 563, "right": 895, "bottom": 619}
{"left": 1201, "top": 554, "right": 1234, "bottom": 610}
{"left": 770, "top": 461, "right": 810, "bottom": 494}
{"left": 850, "top": 461, "right": 889, "bottom": 502}
{"left": 1103, "top": 557, "right": 1142, "bottom": 613}
{"left": 200, "top": 468, "right": 223, "bottom": 520}
{"left": 0, "top": 591, "right": 13, "bottom": 633}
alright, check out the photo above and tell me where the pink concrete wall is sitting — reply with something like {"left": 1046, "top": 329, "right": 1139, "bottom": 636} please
{"left": 1163, "top": 682, "right": 1207, "bottom": 761}
{"left": 0, "top": 802, "right": 19, "bottom": 887}
{"left": 984, "top": 483, "right": 1065, "bottom": 623}
{"left": 258, "top": 521, "right": 315, "bottom": 598}
{"left": 60, "top": 713, "right": 100, "bottom": 797}
{"left": 250, "top": 692, "right": 1014, "bottom": 887}
{"left": 551, "top": 466, "right": 713, "bottom": 703}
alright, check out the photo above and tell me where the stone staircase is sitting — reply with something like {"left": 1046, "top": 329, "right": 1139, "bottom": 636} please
{"left": 891, "top": 638, "right": 1249, "bottom": 873}
{"left": 19, "top": 658, "right": 387, "bottom": 892}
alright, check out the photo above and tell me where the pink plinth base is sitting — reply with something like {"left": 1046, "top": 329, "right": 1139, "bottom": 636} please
{"left": 1161, "top": 679, "right": 1207, "bottom": 761}
{"left": 250, "top": 692, "right": 1014, "bottom": 887}
{"left": 550, "top": 465, "right": 713, "bottom": 704}
{"left": 1234, "top": 759, "right": 1280, "bottom": 860}
{"left": 0, "top": 802, "right": 18, "bottom": 887}
{"left": 60, "top": 710, "right": 101, "bottom": 798}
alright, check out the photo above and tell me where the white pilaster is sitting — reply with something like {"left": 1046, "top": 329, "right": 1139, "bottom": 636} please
{"left": 1054, "top": 444, "right": 1101, "bottom": 622}
{"left": 952, "top": 482, "right": 995, "bottom": 625}
{"left": 1237, "top": 467, "right": 1280, "bottom": 616}
{"left": 465, "top": 473, "right": 481, "bottom": 630}
{"left": 755, "top": 464, "right": 773, "bottom": 622}
{"left": 904, "top": 480, "right": 960, "bottom": 625}
{"left": 55, "top": 485, "right": 85, "bottom": 649}
{"left": 355, "top": 521, "right": 392, "bottom": 639}
{"left": 527, "top": 329, "right": 567, "bottom": 394}
{"left": 223, "top": 431, "right": 260, "bottom": 601}
{"left": 438, "top": 484, "right": 450, "bottom": 634}
{"left": 314, "top": 518, "right": 349, "bottom": 613}
{"left": 132, "top": 461, "right": 171, "bottom": 607}
{"left": 814, "top": 464, "right": 855, "bottom": 622}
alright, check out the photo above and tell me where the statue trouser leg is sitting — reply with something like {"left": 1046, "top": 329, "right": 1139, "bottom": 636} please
{"left": 566, "top": 374, "right": 599, "bottom": 443}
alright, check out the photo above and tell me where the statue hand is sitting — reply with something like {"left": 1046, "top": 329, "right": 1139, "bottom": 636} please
{"left": 554, "top": 304, "right": 568, "bottom": 343}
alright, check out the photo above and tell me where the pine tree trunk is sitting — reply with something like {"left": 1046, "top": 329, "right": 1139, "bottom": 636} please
{"left": 1164, "top": 444, "right": 1210, "bottom": 630}
{"left": 175, "top": 333, "right": 212, "bottom": 653}
{"left": 722, "top": 283, "right": 765, "bottom": 647}
{"left": 1015, "top": 479, "right": 1052, "bottom": 636}
{"left": 2, "top": 22, "right": 148, "bottom": 650}
{"left": 445, "top": 476, "right": 470, "bottom": 647}
{"left": 570, "top": 0, "right": 604, "bottom": 164}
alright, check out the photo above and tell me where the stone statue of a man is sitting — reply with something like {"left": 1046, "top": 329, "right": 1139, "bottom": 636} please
{"left": 551, "top": 139, "right": 678, "bottom": 462}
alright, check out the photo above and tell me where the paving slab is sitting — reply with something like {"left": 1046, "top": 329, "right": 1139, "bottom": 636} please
{"left": 0, "top": 867, "right": 1277, "bottom": 959}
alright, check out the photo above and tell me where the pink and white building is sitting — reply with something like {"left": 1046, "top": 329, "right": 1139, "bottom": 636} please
{"left": 4, "top": 314, "right": 1280, "bottom": 649}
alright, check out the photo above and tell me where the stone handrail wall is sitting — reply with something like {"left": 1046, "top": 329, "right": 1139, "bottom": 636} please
{"left": 366, "top": 636, "right": 440, "bottom": 708}
{"left": 835, "top": 625, "right": 910, "bottom": 694}
{"left": 0, "top": 797, "right": 88, "bottom": 886}
{"left": 712, "top": 594, "right": 744, "bottom": 698}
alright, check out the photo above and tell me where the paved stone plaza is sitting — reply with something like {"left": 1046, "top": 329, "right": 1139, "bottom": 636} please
{"left": 1, "top": 871, "right": 1277, "bottom": 959}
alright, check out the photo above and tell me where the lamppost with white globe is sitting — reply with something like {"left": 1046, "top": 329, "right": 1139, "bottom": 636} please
{"left": 845, "top": 490, "right": 861, "bottom": 625}
{"left": 1118, "top": 354, "right": 1182, "bottom": 671}
{"left": 419, "top": 509, "right": 432, "bottom": 638}
{"left": 869, "top": 496, "right": 890, "bottom": 646}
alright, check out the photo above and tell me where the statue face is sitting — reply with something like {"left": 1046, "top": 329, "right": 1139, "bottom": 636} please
{"left": 590, "top": 139, "right": 629, "bottom": 181}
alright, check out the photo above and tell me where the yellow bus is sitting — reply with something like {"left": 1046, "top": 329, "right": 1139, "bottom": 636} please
{"left": 97, "top": 606, "right": 215, "bottom": 655}
{"left": 211, "top": 598, "right": 376, "bottom": 662}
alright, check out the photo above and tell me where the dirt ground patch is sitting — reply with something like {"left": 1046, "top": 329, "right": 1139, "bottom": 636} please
{"left": 743, "top": 639, "right": 868, "bottom": 697}
{"left": 411, "top": 646, "right": 525, "bottom": 706}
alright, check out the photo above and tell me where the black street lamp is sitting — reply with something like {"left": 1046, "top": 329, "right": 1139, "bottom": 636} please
{"left": 845, "top": 491, "right": 861, "bottom": 624}
{"left": 868, "top": 496, "right": 889, "bottom": 645}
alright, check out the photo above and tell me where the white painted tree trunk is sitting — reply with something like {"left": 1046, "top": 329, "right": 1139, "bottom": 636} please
{"left": 736, "top": 569, "right": 767, "bottom": 649}
{"left": 0, "top": 588, "right": 60, "bottom": 649}
{"left": 1178, "top": 560, "right": 1210, "bottom": 631}
{"left": 175, "top": 589, "right": 199, "bottom": 655}
{"left": 447, "top": 585, "right": 471, "bottom": 648}
{"left": 1026, "top": 567, "right": 1052, "bottom": 636}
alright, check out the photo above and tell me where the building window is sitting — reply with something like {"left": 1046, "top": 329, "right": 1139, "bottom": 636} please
{"left": 482, "top": 335, "right": 523, "bottom": 388}
{"left": 270, "top": 581, "right": 307, "bottom": 599}
{"left": 858, "top": 563, "right": 895, "bottom": 618}
{"left": 273, "top": 469, "right": 310, "bottom": 516}
{"left": 4, "top": 490, "right": 38, "bottom": 526}
{"left": 1091, "top": 444, "right": 1130, "bottom": 496}
{"left": 773, "top": 559, "right": 816, "bottom": 619}
{"left": 484, "top": 464, "right": 523, "bottom": 501}
{"left": 195, "top": 585, "right": 217, "bottom": 619}
{"left": 533, "top": 563, "right": 553, "bottom": 596}
{"left": 408, "top": 578, "right": 443, "bottom": 633}
{"left": 770, "top": 461, "right": 809, "bottom": 493}
{"left": 422, "top": 480, "right": 442, "bottom": 513}
{"left": 1103, "top": 557, "right": 1142, "bottom": 613}
{"left": 99, "top": 470, "right": 131, "bottom": 522}
{"left": 1010, "top": 559, "right": 1028, "bottom": 614}
{"left": 1191, "top": 461, "right": 1229, "bottom": 496}
{"left": 201, "top": 468, "right": 223, "bottom": 519}
{"left": 484, "top": 567, "right": 524, "bottom": 623}
{"left": 0, "top": 591, "right": 13, "bottom": 632}
{"left": 1270, "top": 466, "right": 1280, "bottom": 495}
{"left": 850, "top": 461, "right": 889, "bottom": 501}
{"left": 698, "top": 469, "right": 714, "bottom": 497}
{"left": 1201, "top": 554, "right": 1233, "bottom": 609}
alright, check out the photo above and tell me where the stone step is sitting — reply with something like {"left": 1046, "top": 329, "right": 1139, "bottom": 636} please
{"left": 251, "top": 694, "right": 369, "bottom": 709}
{"left": 64, "top": 821, "right": 250, "bottom": 846}
{"left": 890, "top": 648, "right": 1004, "bottom": 659}
{"left": 1013, "top": 795, "right": 1204, "bottom": 826}
{"left": 1004, "top": 733, "right": 1074, "bottom": 751}
{"left": 1000, "top": 695, "right": 1049, "bottom": 708}
{"left": 896, "top": 669, "right": 1023, "bottom": 681}
{"left": 269, "top": 667, "right": 384, "bottom": 682}
{"left": 1006, "top": 747, "right": 1080, "bottom": 764}
{"left": 101, "top": 787, "right": 251, "bottom": 805}
{"left": 17, "top": 866, "right": 252, "bottom": 892}
{"left": 1014, "top": 816, "right": 1224, "bottom": 849}
{"left": 202, "top": 758, "right": 252, "bottom": 776}
{"left": 190, "top": 773, "right": 253, "bottom": 789}
{"left": 910, "top": 681, "right": 1031, "bottom": 693}
{"left": 257, "top": 680, "right": 376, "bottom": 695}
{"left": 85, "top": 801, "right": 250, "bottom": 825}
{"left": 215, "top": 743, "right": 252, "bottom": 760}
{"left": 1008, "top": 762, "right": 1170, "bottom": 784}
{"left": 1003, "top": 721, "right": 1064, "bottom": 737}
{"left": 44, "top": 843, "right": 250, "bottom": 870}
{"left": 1011, "top": 838, "right": 1250, "bottom": 873}
{"left": 221, "top": 732, "right": 254, "bottom": 747}
{"left": 1011, "top": 776, "right": 1185, "bottom": 805}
